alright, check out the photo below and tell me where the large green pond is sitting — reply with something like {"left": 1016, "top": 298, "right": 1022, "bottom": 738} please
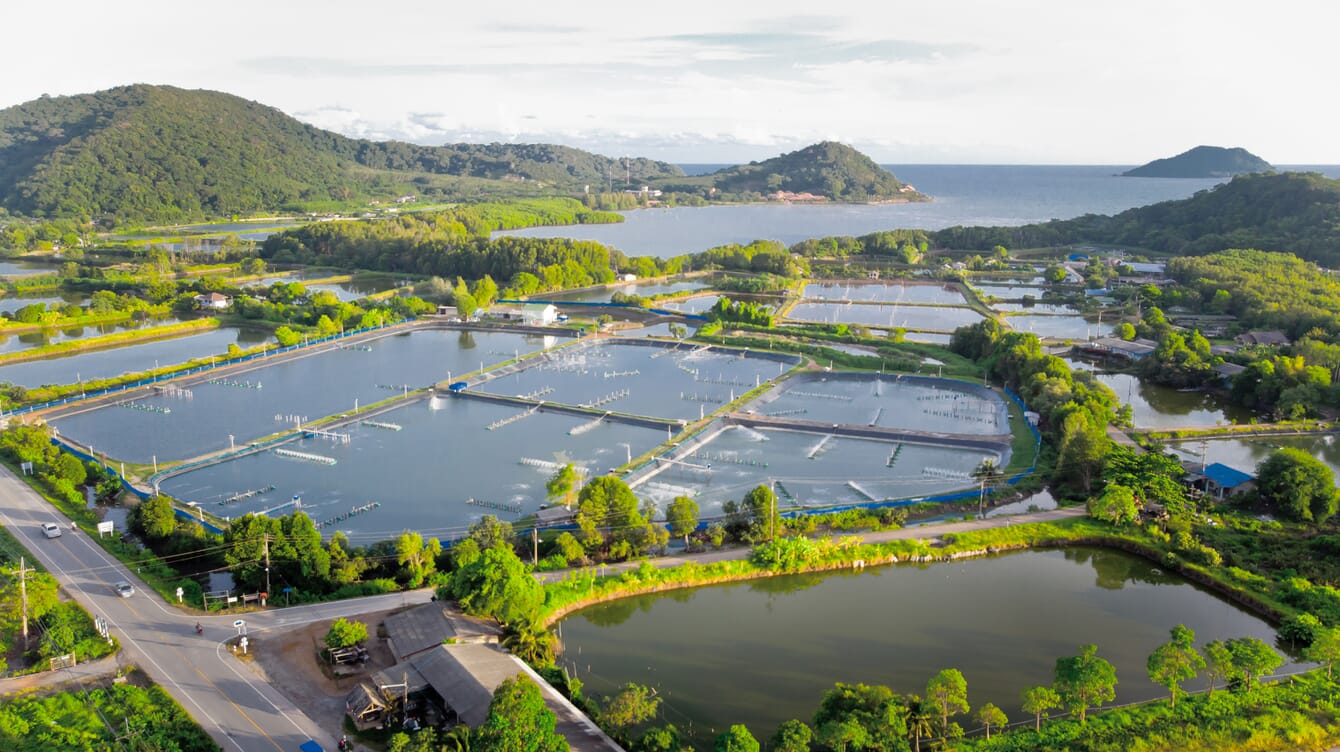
{"left": 557, "top": 548, "right": 1295, "bottom": 744}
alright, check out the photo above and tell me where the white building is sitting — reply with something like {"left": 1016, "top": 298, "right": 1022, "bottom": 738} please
{"left": 194, "top": 292, "right": 231, "bottom": 310}
{"left": 521, "top": 303, "right": 558, "bottom": 325}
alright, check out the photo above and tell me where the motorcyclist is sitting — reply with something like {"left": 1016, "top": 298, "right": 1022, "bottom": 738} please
{"left": 195, "top": 622, "right": 203, "bottom": 635}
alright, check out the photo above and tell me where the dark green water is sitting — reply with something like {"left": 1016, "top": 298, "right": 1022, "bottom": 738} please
{"left": 558, "top": 548, "right": 1296, "bottom": 744}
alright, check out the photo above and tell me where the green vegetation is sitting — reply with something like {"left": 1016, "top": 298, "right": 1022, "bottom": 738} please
{"left": 655, "top": 142, "right": 924, "bottom": 203}
{"left": 932, "top": 172, "right": 1340, "bottom": 266}
{"left": 0, "top": 317, "right": 219, "bottom": 366}
{"left": 388, "top": 675, "right": 569, "bottom": 752}
{"left": 324, "top": 617, "right": 369, "bottom": 649}
{"left": 0, "top": 676, "right": 218, "bottom": 751}
{"left": 1121, "top": 145, "right": 1273, "bottom": 178}
{"left": 0, "top": 84, "right": 680, "bottom": 222}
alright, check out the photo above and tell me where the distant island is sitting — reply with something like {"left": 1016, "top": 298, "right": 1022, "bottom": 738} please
{"left": 1121, "top": 145, "right": 1273, "bottom": 178}
{"left": 653, "top": 141, "right": 928, "bottom": 203}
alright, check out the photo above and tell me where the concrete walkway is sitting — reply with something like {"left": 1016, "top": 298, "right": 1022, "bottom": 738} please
{"left": 536, "top": 504, "right": 1088, "bottom": 583}
{"left": 0, "top": 653, "right": 128, "bottom": 696}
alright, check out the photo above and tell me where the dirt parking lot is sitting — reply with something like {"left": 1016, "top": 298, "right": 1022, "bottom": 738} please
{"left": 236, "top": 607, "right": 406, "bottom": 737}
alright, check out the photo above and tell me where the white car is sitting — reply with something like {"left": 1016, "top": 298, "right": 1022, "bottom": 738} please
{"left": 114, "top": 581, "right": 134, "bottom": 598}
{"left": 41, "top": 522, "right": 62, "bottom": 539}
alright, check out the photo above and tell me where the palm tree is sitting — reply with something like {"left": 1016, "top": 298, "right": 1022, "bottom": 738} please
{"left": 443, "top": 724, "right": 471, "bottom": 751}
{"left": 502, "top": 619, "right": 557, "bottom": 667}
{"left": 973, "top": 458, "right": 1004, "bottom": 518}
{"left": 905, "top": 695, "right": 936, "bottom": 752}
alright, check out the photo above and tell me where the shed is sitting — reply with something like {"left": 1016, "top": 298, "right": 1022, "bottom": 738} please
{"left": 1187, "top": 462, "right": 1256, "bottom": 501}
{"left": 522, "top": 303, "right": 558, "bottom": 326}
{"left": 408, "top": 644, "right": 524, "bottom": 727}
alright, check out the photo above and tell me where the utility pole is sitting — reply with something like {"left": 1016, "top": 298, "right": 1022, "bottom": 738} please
{"left": 769, "top": 479, "right": 776, "bottom": 542}
{"left": 17, "top": 556, "right": 35, "bottom": 645}
{"left": 532, "top": 528, "right": 539, "bottom": 566}
{"left": 263, "top": 535, "right": 272, "bottom": 596}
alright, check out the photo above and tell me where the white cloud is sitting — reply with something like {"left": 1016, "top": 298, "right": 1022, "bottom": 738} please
{"left": 2, "top": 0, "right": 1339, "bottom": 162}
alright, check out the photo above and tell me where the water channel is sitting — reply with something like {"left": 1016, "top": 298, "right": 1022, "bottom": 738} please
{"left": 787, "top": 303, "right": 984, "bottom": 331}
{"left": 557, "top": 547, "right": 1298, "bottom": 746}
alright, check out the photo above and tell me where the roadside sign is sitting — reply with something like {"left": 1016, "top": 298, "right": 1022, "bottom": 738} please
{"left": 175, "top": 586, "right": 184, "bottom": 603}
{"left": 234, "top": 619, "right": 246, "bottom": 635}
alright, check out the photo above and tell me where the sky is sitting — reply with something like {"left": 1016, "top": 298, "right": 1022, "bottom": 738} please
{"left": 4, "top": 0, "right": 1338, "bottom": 164}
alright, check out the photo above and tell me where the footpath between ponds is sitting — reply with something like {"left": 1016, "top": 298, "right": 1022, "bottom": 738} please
{"left": 534, "top": 504, "right": 1088, "bottom": 584}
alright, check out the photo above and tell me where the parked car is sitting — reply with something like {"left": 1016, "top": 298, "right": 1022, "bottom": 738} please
{"left": 114, "top": 581, "right": 134, "bottom": 598}
{"left": 41, "top": 522, "right": 62, "bottom": 539}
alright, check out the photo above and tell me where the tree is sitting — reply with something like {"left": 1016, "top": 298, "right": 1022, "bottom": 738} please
{"left": 1256, "top": 448, "right": 1339, "bottom": 524}
{"left": 1088, "top": 483, "right": 1140, "bottom": 526}
{"left": 472, "top": 274, "right": 499, "bottom": 308}
{"left": 473, "top": 676, "right": 568, "bottom": 752}
{"left": 714, "top": 725, "right": 758, "bottom": 752}
{"left": 1020, "top": 686, "right": 1060, "bottom": 732}
{"left": 926, "top": 668, "right": 969, "bottom": 734}
{"left": 1146, "top": 624, "right": 1205, "bottom": 707}
{"left": 813, "top": 682, "right": 907, "bottom": 752}
{"left": 453, "top": 278, "right": 478, "bottom": 320}
{"left": 554, "top": 532, "right": 585, "bottom": 565}
{"left": 468, "top": 515, "right": 515, "bottom": 550}
{"left": 1203, "top": 640, "right": 1235, "bottom": 696}
{"left": 742, "top": 484, "right": 780, "bottom": 541}
{"left": 324, "top": 617, "right": 368, "bottom": 649}
{"left": 51, "top": 453, "right": 86, "bottom": 486}
{"left": 546, "top": 464, "right": 580, "bottom": 510}
{"left": 975, "top": 703, "right": 1007, "bottom": 740}
{"left": 1114, "top": 322, "right": 1136, "bottom": 340}
{"left": 635, "top": 725, "right": 686, "bottom": 752}
{"left": 665, "top": 496, "right": 699, "bottom": 546}
{"left": 274, "top": 325, "right": 301, "bottom": 347}
{"left": 395, "top": 531, "right": 442, "bottom": 588}
{"left": 451, "top": 543, "right": 543, "bottom": 625}
{"left": 575, "top": 476, "right": 648, "bottom": 557}
{"left": 1226, "top": 636, "right": 1282, "bottom": 686}
{"left": 972, "top": 458, "right": 1003, "bottom": 517}
{"left": 136, "top": 495, "right": 178, "bottom": 540}
{"left": 502, "top": 620, "right": 557, "bottom": 667}
{"left": 1053, "top": 645, "right": 1117, "bottom": 723}
{"left": 905, "top": 695, "right": 935, "bottom": 752}
{"left": 770, "top": 719, "right": 812, "bottom": 752}
{"left": 1305, "top": 626, "right": 1340, "bottom": 679}
{"left": 601, "top": 683, "right": 661, "bottom": 743}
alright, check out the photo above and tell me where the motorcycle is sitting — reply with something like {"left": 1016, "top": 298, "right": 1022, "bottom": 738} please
{"left": 338, "top": 737, "right": 349, "bottom": 751}
{"left": 195, "top": 623, "right": 203, "bottom": 635}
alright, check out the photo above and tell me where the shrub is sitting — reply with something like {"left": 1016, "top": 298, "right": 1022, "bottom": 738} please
{"left": 325, "top": 617, "right": 368, "bottom": 649}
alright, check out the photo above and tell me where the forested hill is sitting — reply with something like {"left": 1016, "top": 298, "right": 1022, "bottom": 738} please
{"left": 655, "top": 142, "right": 925, "bottom": 202}
{"left": 932, "top": 172, "right": 1340, "bottom": 266}
{"left": 0, "top": 85, "right": 683, "bottom": 223}
{"left": 1121, "top": 145, "right": 1273, "bottom": 178}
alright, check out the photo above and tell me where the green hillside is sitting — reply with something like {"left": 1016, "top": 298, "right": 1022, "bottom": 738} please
{"left": 932, "top": 172, "right": 1340, "bottom": 265}
{"left": 656, "top": 141, "right": 924, "bottom": 202}
{"left": 1122, "top": 145, "right": 1272, "bottom": 178}
{"left": 0, "top": 85, "right": 683, "bottom": 223}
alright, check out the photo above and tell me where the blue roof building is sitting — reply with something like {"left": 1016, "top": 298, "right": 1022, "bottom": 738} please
{"left": 1193, "top": 462, "right": 1256, "bottom": 501}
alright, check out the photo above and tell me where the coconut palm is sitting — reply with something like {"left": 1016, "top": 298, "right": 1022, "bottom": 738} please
{"left": 501, "top": 619, "right": 557, "bottom": 667}
{"left": 973, "top": 458, "right": 1004, "bottom": 517}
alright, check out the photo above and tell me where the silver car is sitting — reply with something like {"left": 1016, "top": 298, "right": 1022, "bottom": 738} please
{"left": 114, "top": 581, "right": 134, "bottom": 598}
{"left": 41, "top": 522, "right": 62, "bottom": 539}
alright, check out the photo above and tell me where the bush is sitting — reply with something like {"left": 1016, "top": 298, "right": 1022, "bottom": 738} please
{"left": 325, "top": 617, "right": 368, "bottom": 649}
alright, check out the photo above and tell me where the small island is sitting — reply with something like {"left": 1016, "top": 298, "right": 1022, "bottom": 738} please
{"left": 654, "top": 141, "right": 928, "bottom": 203}
{"left": 1121, "top": 145, "right": 1272, "bottom": 178}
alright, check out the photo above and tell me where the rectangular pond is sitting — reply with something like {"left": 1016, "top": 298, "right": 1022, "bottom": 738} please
{"left": 0, "top": 292, "right": 91, "bottom": 315}
{"left": 556, "top": 547, "right": 1298, "bottom": 748}
{"left": 1167, "top": 435, "right": 1340, "bottom": 485}
{"left": 801, "top": 282, "right": 967, "bottom": 305}
{"left": 633, "top": 424, "right": 995, "bottom": 515}
{"left": 158, "top": 397, "right": 665, "bottom": 542}
{"left": 0, "top": 326, "right": 267, "bottom": 389}
{"left": 1088, "top": 370, "right": 1253, "bottom": 430}
{"left": 991, "top": 302, "right": 1082, "bottom": 314}
{"left": 972, "top": 283, "right": 1050, "bottom": 298}
{"left": 658, "top": 294, "right": 722, "bottom": 315}
{"left": 787, "top": 302, "right": 984, "bottom": 331}
{"left": 0, "top": 315, "right": 194, "bottom": 356}
{"left": 0, "top": 261, "right": 59, "bottom": 278}
{"left": 1006, "top": 313, "right": 1112, "bottom": 340}
{"left": 749, "top": 374, "right": 1009, "bottom": 434}
{"left": 52, "top": 328, "right": 557, "bottom": 463}
{"left": 548, "top": 279, "right": 711, "bottom": 303}
{"left": 476, "top": 341, "right": 789, "bottom": 422}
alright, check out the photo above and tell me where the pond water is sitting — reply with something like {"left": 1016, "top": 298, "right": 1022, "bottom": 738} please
{"left": 53, "top": 329, "right": 555, "bottom": 462}
{"left": 557, "top": 547, "right": 1296, "bottom": 746}
{"left": 903, "top": 331, "right": 952, "bottom": 345}
{"left": 787, "top": 303, "right": 984, "bottom": 331}
{"left": 751, "top": 375, "right": 1008, "bottom": 434}
{"left": 802, "top": 282, "right": 966, "bottom": 305}
{"left": 160, "top": 397, "right": 665, "bottom": 542}
{"left": 0, "top": 261, "right": 59, "bottom": 278}
{"left": 972, "top": 284, "right": 1052, "bottom": 299}
{"left": 241, "top": 274, "right": 406, "bottom": 303}
{"left": 657, "top": 295, "right": 721, "bottom": 315}
{"left": 1087, "top": 370, "right": 1253, "bottom": 429}
{"left": 0, "top": 292, "right": 91, "bottom": 315}
{"left": 635, "top": 425, "right": 994, "bottom": 514}
{"left": 992, "top": 302, "right": 1081, "bottom": 315}
{"left": 0, "top": 315, "right": 193, "bottom": 355}
{"left": 1006, "top": 314, "right": 1111, "bottom": 340}
{"left": 547, "top": 280, "right": 711, "bottom": 303}
{"left": 0, "top": 326, "right": 268, "bottom": 389}
{"left": 477, "top": 341, "right": 788, "bottom": 422}
{"left": 1167, "top": 435, "right": 1340, "bottom": 485}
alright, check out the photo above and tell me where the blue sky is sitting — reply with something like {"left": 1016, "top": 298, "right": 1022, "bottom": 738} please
{"left": 4, "top": 0, "right": 1337, "bottom": 163}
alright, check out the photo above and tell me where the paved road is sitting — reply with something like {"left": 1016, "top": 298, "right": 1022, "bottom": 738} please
{"left": 0, "top": 464, "right": 433, "bottom": 752}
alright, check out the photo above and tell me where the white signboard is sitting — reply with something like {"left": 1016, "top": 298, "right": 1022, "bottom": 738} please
{"left": 96, "top": 521, "right": 114, "bottom": 538}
